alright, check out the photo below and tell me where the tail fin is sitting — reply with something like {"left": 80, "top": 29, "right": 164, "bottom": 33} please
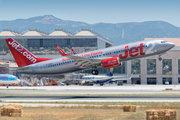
{"left": 129, "top": 65, "right": 138, "bottom": 79}
{"left": 106, "top": 68, "right": 114, "bottom": 76}
{"left": 5, "top": 38, "right": 52, "bottom": 67}
{"left": 71, "top": 49, "right": 77, "bottom": 54}
{"left": 55, "top": 45, "right": 68, "bottom": 56}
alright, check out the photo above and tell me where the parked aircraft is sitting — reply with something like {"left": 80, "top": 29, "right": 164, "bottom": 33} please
{"left": 6, "top": 38, "right": 174, "bottom": 75}
{"left": 0, "top": 74, "right": 20, "bottom": 88}
{"left": 81, "top": 68, "right": 114, "bottom": 86}
{"left": 56, "top": 45, "right": 77, "bottom": 55}
{"left": 71, "top": 48, "right": 77, "bottom": 54}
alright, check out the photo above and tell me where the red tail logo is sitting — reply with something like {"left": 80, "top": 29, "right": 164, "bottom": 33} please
{"left": 5, "top": 38, "right": 52, "bottom": 67}
{"left": 71, "top": 49, "right": 77, "bottom": 54}
{"left": 55, "top": 45, "right": 68, "bottom": 56}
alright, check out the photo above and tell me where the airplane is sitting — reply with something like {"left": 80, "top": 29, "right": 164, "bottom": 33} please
{"left": 5, "top": 38, "right": 175, "bottom": 75}
{"left": 129, "top": 65, "right": 139, "bottom": 79}
{"left": 71, "top": 48, "right": 77, "bottom": 54}
{"left": 56, "top": 45, "right": 77, "bottom": 55}
{"left": 81, "top": 68, "right": 114, "bottom": 86}
{"left": 56, "top": 46, "right": 115, "bottom": 85}
{"left": 0, "top": 74, "right": 20, "bottom": 88}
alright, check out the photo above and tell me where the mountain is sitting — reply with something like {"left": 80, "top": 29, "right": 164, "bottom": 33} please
{"left": 0, "top": 15, "right": 180, "bottom": 45}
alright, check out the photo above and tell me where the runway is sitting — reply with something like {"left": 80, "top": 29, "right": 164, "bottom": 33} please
{"left": 0, "top": 85, "right": 180, "bottom": 102}
{"left": 1, "top": 95, "right": 180, "bottom": 102}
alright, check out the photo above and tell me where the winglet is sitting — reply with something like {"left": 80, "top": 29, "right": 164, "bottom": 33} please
{"left": 55, "top": 45, "right": 68, "bottom": 56}
{"left": 71, "top": 49, "right": 77, "bottom": 54}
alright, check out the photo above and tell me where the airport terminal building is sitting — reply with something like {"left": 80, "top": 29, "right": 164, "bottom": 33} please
{"left": 0, "top": 29, "right": 112, "bottom": 56}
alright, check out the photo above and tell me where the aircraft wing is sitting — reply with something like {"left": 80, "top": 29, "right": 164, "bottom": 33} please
{"left": 67, "top": 55, "right": 102, "bottom": 63}
{"left": 67, "top": 55, "right": 102, "bottom": 68}
{"left": 16, "top": 67, "right": 31, "bottom": 70}
{"left": 55, "top": 45, "right": 102, "bottom": 68}
{"left": 4, "top": 66, "right": 30, "bottom": 70}
{"left": 111, "top": 78, "right": 129, "bottom": 81}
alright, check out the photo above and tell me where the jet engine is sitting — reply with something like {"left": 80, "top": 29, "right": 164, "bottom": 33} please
{"left": 102, "top": 57, "right": 122, "bottom": 68}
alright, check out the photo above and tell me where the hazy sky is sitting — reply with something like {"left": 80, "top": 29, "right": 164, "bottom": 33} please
{"left": 0, "top": 0, "right": 180, "bottom": 26}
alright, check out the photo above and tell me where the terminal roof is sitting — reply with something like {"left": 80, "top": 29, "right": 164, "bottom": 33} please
{"left": 0, "top": 30, "right": 22, "bottom": 36}
{"left": 49, "top": 30, "right": 73, "bottom": 36}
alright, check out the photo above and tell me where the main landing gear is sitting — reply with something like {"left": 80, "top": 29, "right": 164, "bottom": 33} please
{"left": 91, "top": 70, "right": 99, "bottom": 75}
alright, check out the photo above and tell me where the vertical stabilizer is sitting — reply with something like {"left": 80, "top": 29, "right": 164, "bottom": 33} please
{"left": 55, "top": 45, "right": 68, "bottom": 56}
{"left": 5, "top": 38, "right": 52, "bottom": 67}
{"left": 106, "top": 68, "right": 114, "bottom": 76}
{"left": 71, "top": 49, "right": 77, "bottom": 54}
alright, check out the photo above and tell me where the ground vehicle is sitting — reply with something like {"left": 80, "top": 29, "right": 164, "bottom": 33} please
{"left": 117, "top": 81, "right": 123, "bottom": 86}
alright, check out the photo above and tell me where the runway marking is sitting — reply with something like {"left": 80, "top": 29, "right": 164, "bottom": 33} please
{"left": 3, "top": 100, "right": 180, "bottom": 102}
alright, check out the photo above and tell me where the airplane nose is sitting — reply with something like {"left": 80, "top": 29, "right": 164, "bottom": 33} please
{"left": 167, "top": 42, "right": 175, "bottom": 49}
{"left": 18, "top": 79, "right": 21, "bottom": 83}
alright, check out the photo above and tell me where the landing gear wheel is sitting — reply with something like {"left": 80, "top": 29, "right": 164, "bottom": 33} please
{"left": 91, "top": 70, "right": 96, "bottom": 75}
{"left": 91, "top": 70, "right": 99, "bottom": 75}
{"left": 158, "top": 57, "right": 162, "bottom": 61}
{"left": 95, "top": 70, "right": 99, "bottom": 75}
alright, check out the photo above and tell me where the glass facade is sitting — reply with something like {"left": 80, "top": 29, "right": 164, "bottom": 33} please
{"left": 131, "top": 78, "right": 141, "bottom": 84}
{"left": 162, "top": 78, "right": 172, "bottom": 85}
{"left": 131, "top": 59, "right": 140, "bottom": 74}
{"left": 162, "top": 59, "right": 172, "bottom": 75}
{"left": 113, "top": 61, "right": 126, "bottom": 74}
{"left": 0, "top": 37, "right": 106, "bottom": 55}
{"left": 28, "top": 38, "right": 97, "bottom": 48}
{"left": 27, "top": 38, "right": 98, "bottom": 55}
{"left": 178, "top": 59, "right": 180, "bottom": 74}
{"left": 178, "top": 78, "right": 180, "bottom": 83}
{"left": 147, "top": 78, "right": 156, "bottom": 85}
{"left": 0, "top": 67, "right": 9, "bottom": 74}
{"left": 147, "top": 59, "right": 156, "bottom": 75}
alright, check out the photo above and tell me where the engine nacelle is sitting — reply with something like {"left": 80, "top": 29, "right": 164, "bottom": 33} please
{"left": 102, "top": 57, "right": 122, "bottom": 68}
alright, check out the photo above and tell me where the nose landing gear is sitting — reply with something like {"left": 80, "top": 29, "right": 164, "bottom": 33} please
{"left": 91, "top": 70, "right": 99, "bottom": 75}
{"left": 158, "top": 55, "right": 162, "bottom": 61}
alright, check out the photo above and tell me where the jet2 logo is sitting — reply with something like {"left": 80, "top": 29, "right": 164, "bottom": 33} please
{"left": 8, "top": 40, "right": 37, "bottom": 63}
{"left": 119, "top": 43, "right": 145, "bottom": 59}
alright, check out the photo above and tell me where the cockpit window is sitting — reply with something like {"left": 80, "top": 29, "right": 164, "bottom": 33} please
{"left": 13, "top": 76, "right": 17, "bottom": 79}
{"left": 161, "top": 41, "right": 167, "bottom": 43}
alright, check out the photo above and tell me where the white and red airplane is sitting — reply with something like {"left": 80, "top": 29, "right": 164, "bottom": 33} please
{"left": 71, "top": 48, "right": 77, "bottom": 54}
{"left": 5, "top": 38, "right": 174, "bottom": 75}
